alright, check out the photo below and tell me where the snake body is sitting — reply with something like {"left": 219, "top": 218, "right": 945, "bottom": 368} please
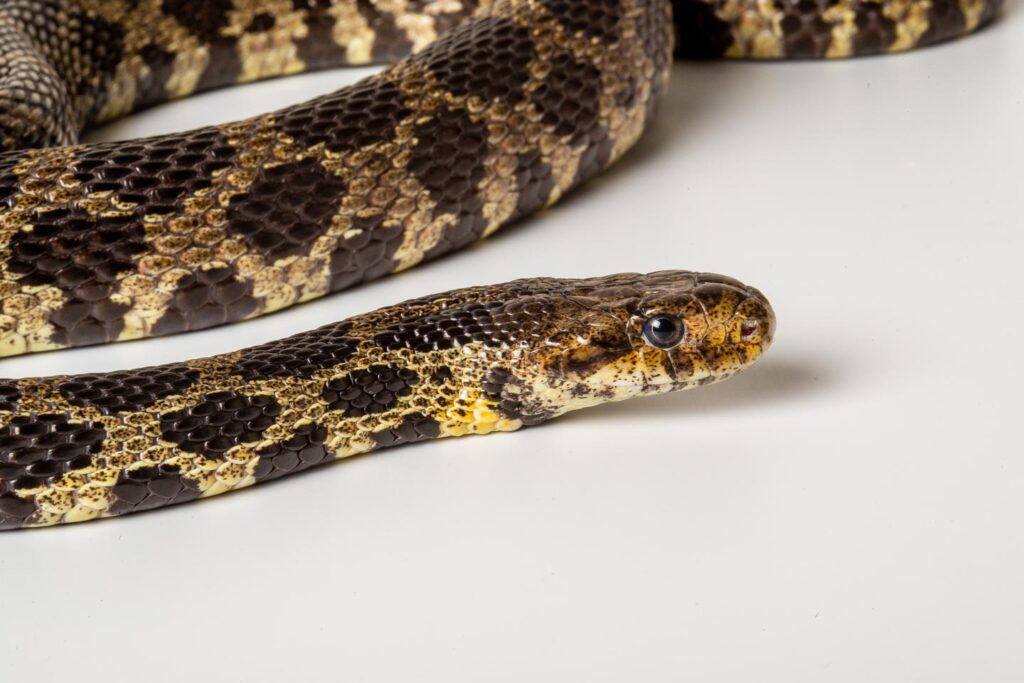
{"left": 0, "top": 0, "right": 1001, "bottom": 528}
{"left": 0, "top": 271, "right": 774, "bottom": 529}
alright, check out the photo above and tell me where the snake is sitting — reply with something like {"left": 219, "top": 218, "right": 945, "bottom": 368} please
{"left": 0, "top": 0, "right": 1001, "bottom": 529}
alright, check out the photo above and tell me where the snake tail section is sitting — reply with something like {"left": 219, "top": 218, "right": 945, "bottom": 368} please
{"left": 0, "top": 271, "right": 775, "bottom": 530}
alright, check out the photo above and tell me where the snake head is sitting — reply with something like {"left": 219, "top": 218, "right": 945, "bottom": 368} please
{"left": 506, "top": 271, "right": 775, "bottom": 421}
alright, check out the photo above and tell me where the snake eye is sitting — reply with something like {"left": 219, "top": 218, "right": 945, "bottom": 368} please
{"left": 642, "top": 314, "right": 686, "bottom": 350}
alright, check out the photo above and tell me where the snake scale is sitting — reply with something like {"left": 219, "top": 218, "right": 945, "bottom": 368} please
{"left": 0, "top": 0, "right": 1001, "bottom": 529}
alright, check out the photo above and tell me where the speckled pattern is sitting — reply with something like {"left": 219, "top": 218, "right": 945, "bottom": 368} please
{"left": 0, "top": 271, "right": 775, "bottom": 529}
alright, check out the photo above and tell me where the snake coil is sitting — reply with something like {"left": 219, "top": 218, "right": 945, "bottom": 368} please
{"left": 0, "top": 0, "right": 1000, "bottom": 528}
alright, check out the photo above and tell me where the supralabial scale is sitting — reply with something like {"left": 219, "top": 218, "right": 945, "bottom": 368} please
{"left": 0, "top": 0, "right": 1001, "bottom": 528}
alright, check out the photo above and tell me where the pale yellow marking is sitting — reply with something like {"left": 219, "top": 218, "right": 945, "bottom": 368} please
{"left": 392, "top": 212, "right": 458, "bottom": 271}
{"left": 226, "top": 0, "right": 308, "bottom": 81}
{"left": 0, "top": 147, "right": 81, "bottom": 355}
{"left": 824, "top": 0, "right": 859, "bottom": 58}
{"left": 77, "top": 0, "right": 212, "bottom": 120}
{"left": 396, "top": 13, "right": 439, "bottom": 52}
{"left": 439, "top": 389, "right": 522, "bottom": 437}
{"left": 305, "top": 1, "right": 377, "bottom": 65}
{"left": 718, "top": 0, "right": 785, "bottom": 58}
{"left": 960, "top": 0, "right": 987, "bottom": 31}
{"left": 884, "top": 0, "right": 934, "bottom": 51}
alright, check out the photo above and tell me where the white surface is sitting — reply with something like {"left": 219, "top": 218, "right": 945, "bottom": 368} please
{"left": 2, "top": 11, "right": 1023, "bottom": 682}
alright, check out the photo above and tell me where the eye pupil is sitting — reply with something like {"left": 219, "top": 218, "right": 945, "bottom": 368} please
{"left": 642, "top": 314, "right": 685, "bottom": 349}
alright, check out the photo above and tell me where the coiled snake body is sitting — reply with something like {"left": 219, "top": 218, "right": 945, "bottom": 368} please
{"left": 0, "top": 0, "right": 1001, "bottom": 528}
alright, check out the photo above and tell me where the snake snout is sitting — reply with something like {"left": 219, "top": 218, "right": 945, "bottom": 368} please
{"left": 737, "top": 285, "right": 776, "bottom": 353}
{"left": 689, "top": 279, "right": 776, "bottom": 381}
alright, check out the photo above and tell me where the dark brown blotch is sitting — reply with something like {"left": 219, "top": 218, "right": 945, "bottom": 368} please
{"left": 134, "top": 43, "right": 177, "bottom": 110}
{"left": 0, "top": 382, "right": 21, "bottom": 412}
{"left": 410, "top": 15, "right": 534, "bottom": 103}
{"left": 161, "top": 0, "right": 241, "bottom": 90}
{"left": 0, "top": 414, "right": 106, "bottom": 495}
{"left": 226, "top": 156, "right": 346, "bottom": 263}
{"left": 6, "top": 124, "right": 238, "bottom": 348}
{"left": 108, "top": 464, "right": 202, "bottom": 516}
{"left": 277, "top": 75, "right": 411, "bottom": 153}
{"left": 159, "top": 392, "right": 280, "bottom": 458}
{"left": 328, "top": 200, "right": 406, "bottom": 291}
{"left": 246, "top": 12, "right": 277, "bottom": 33}
{"left": 407, "top": 106, "right": 490, "bottom": 257}
{"left": 355, "top": 0, "right": 414, "bottom": 60}
{"left": 371, "top": 413, "right": 441, "bottom": 448}
{"left": 540, "top": 0, "right": 623, "bottom": 43}
{"left": 777, "top": 0, "right": 834, "bottom": 57}
{"left": 920, "top": 0, "right": 967, "bottom": 45}
{"left": 59, "top": 364, "right": 199, "bottom": 414}
{"left": 672, "top": 0, "right": 734, "bottom": 58}
{"left": 851, "top": 3, "right": 898, "bottom": 53}
{"left": 231, "top": 322, "right": 359, "bottom": 381}
{"left": 531, "top": 52, "right": 602, "bottom": 143}
{"left": 323, "top": 365, "right": 420, "bottom": 417}
{"left": 508, "top": 148, "right": 556, "bottom": 224}
{"left": 161, "top": 0, "right": 234, "bottom": 42}
{"left": 8, "top": 207, "right": 143, "bottom": 347}
{"left": 294, "top": 0, "right": 350, "bottom": 68}
{"left": 373, "top": 300, "right": 527, "bottom": 353}
{"left": 254, "top": 422, "right": 330, "bottom": 482}
{"left": 151, "top": 263, "right": 259, "bottom": 337}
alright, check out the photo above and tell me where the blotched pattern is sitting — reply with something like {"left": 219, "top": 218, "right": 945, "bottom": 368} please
{"left": 0, "top": 0, "right": 672, "bottom": 356}
{"left": 0, "top": 0, "right": 1002, "bottom": 356}
{"left": 0, "top": 271, "right": 775, "bottom": 529}
{"left": 0, "top": 0, "right": 1002, "bottom": 528}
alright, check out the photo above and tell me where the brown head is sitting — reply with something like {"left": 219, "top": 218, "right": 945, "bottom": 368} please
{"left": 498, "top": 271, "right": 776, "bottom": 422}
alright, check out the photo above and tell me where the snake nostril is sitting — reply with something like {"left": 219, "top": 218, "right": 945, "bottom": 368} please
{"left": 740, "top": 319, "right": 761, "bottom": 341}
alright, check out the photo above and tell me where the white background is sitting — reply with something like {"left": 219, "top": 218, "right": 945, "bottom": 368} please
{"left": 2, "top": 8, "right": 1022, "bottom": 682}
